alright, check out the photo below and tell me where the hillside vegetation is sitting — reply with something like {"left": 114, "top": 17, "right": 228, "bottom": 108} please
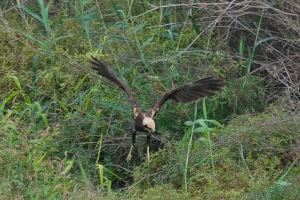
{"left": 0, "top": 1, "right": 299, "bottom": 199}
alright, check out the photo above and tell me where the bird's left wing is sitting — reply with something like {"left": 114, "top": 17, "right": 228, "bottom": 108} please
{"left": 90, "top": 57, "right": 141, "bottom": 116}
{"left": 147, "top": 77, "right": 224, "bottom": 118}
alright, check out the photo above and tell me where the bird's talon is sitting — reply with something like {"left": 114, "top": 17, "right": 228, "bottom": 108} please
{"left": 147, "top": 146, "right": 150, "bottom": 163}
{"left": 126, "top": 153, "right": 132, "bottom": 161}
{"left": 127, "top": 145, "right": 133, "bottom": 162}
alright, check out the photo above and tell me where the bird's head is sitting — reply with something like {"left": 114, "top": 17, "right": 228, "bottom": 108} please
{"left": 142, "top": 117, "right": 155, "bottom": 132}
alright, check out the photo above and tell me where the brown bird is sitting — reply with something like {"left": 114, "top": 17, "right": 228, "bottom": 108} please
{"left": 90, "top": 57, "right": 224, "bottom": 162}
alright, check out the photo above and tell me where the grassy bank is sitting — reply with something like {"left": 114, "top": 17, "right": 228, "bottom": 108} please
{"left": 0, "top": 1, "right": 299, "bottom": 199}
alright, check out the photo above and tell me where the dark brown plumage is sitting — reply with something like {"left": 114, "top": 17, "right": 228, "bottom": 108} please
{"left": 90, "top": 57, "right": 140, "bottom": 112}
{"left": 147, "top": 77, "right": 224, "bottom": 118}
{"left": 90, "top": 57, "right": 224, "bottom": 162}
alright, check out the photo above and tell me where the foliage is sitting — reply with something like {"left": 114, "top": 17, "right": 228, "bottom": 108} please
{"left": 133, "top": 107, "right": 300, "bottom": 199}
{"left": 0, "top": 0, "right": 299, "bottom": 199}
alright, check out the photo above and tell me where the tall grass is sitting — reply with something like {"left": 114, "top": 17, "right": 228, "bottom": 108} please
{"left": 183, "top": 99, "right": 224, "bottom": 193}
{"left": 1, "top": 0, "right": 299, "bottom": 199}
{"left": 19, "top": 0, "right": 55, "bottom": 52}
{"left": 183, "top": 101, "right": 197, "bottom": 194}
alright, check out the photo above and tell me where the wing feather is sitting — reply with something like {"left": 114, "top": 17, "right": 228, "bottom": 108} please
{"left": 147, "top": 77, "right": 224, "bottom": 118}
{"left": 90, "top": 57, "right": 140, "bottom": 115}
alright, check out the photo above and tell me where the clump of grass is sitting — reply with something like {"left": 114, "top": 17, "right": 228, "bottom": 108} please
{"left": 132, "top": 106, "right": 300, "bottom": 198}
{"left": 0, "top": 115, "right": 75, "bottom": 199}
{"left": 129, "top": 184, "right": 189, "bottom": 200}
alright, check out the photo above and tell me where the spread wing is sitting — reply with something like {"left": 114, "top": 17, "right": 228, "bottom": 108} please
{"left": 90, "top": 57, "right": 140, "bottom": 116}
{"left": 147, "top": 77, "right": 224, "bottom": 118}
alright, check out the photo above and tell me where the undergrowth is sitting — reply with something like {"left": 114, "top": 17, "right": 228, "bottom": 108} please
{"left": 133, "top": 106, "right": 300, "bottom": 199}
{"left": 0, "top": 0, "right": 299, "bottom": 199}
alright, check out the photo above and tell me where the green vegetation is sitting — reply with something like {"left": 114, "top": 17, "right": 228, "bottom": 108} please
{"left": 0, "top": 1, "right": 299, "bottom": 199}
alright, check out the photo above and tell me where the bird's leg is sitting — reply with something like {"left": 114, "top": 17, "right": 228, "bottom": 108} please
{"left": 126, "top": 128, "right": 136, "bottom": 162}
{"left": 146, "top": 132, "right": 151, "bottom": 163}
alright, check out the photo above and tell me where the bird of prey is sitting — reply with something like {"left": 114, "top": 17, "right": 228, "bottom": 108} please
{"left": 90, "top": 57, "right": 224, "bottom": 162}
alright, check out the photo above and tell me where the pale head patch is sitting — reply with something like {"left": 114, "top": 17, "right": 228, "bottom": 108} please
{"left": 142, "top": 117, "right": 155, "bottom": 132}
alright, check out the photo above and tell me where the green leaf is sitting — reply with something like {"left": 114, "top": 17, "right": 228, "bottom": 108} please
{"left": 206, "top": 119, "right": 223, "bottom": 128}
{"left": 194, "top": 127, "right": 207, "bottom": 133}
{"left": 141, "top": 35, "right": 154, "bottom": 49}
{"left": 8, "top": 75, "right": 22, "bottom": 91}
{"left": 20, "top": 5, "right": 42, "bottom": 22}
{"left": 276, "top": 180, "right": 291, "bottom": 187}
{"left": 254, "top": 37, "right": 274, "bottom": 48}
{"left": 182, "top": 128, "right": 192, "bottom": 143}
{"left": 62, "top": 160, "right": 74, "bottom": 175}
{"left": 239, "top": 36, "right": 245, "bottom": 57}
{"left": 0, "top": 91, "right": 19, "bottom": 114}
{"left": 38, "top": 0, "right": 51, "bottom": 34}
{"left": 198, "top": 137, "right": 209, "bottom": 143}
{"left": 184, "top": 121, "right": 194, "bottom": 126}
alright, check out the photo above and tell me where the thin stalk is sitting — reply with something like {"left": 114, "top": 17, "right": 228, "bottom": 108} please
{"left": 184, "top": 101, "right": 198, "bottom": 194}
{"left": 157, "top": 0, "right": 163, "bottom": 42}
{"left": 95, "top": 111, "right": 113, "bottom": 165}
{"left": 95, "top": 0, "right": 107, "bottom": 30}
{"left": 169, "top": 7, "right": 191, "bottom": 71}
{"left": 127, "top": 0, "right": 156, "bottom": 76}
{"left": 95, "top": 133, "right": 103, "bottom": 166}
{"left": 243, "top": 12, "right": 263, "bottom": 88}
{"left": 79, "top": 1, "right": 92, "bottom": 49}
{"left": 207, "top": 130, "right": 215, "bottom": 176}
{"left": 247, "top": 14, "right": 263, "bottom": 74}
{"left": 203, "top": 99, "right": 215, "bottom": 176}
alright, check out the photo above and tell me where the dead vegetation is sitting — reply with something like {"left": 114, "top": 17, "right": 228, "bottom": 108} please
{"left": 188, "top": 0, "right": 300, "bottom": 104}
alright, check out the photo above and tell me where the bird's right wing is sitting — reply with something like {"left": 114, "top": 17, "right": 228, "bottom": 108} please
{"left": 90, "top": 57, "right": 141, "bottom": 116}
{"left": 147, "top": 77, "right": 224, "bottom": 118}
